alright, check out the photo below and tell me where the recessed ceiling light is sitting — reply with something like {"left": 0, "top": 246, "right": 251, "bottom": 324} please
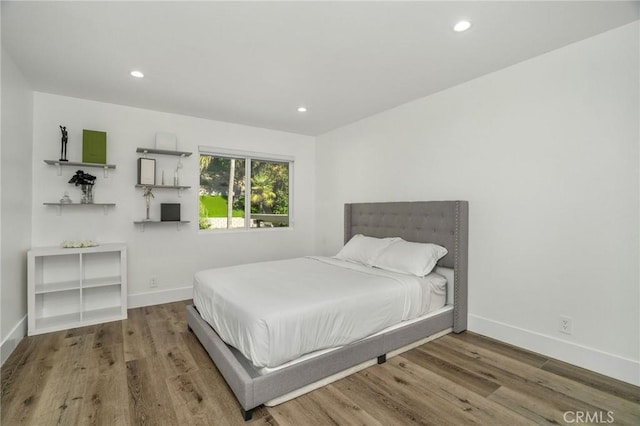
{"left": 130, "top": 70, "right": 144, "bottom": 78}
{"left": 453, "top": 21, "right": 471, "bottom": 32}
{"left": 297, "top": 106, "right": 308, "bottom": 113}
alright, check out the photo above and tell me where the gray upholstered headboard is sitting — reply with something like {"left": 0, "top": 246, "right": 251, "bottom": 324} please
{"left": 344, "top": 201, "right": 469, "bottom": 332}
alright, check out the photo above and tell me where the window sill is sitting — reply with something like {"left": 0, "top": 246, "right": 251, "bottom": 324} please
{"left": 198, "top": 226, "right": 294, "bottom": 236}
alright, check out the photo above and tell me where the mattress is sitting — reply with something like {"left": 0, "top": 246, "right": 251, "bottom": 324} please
{"left": 193, "top": 256, "right": 446, "bottom": 369}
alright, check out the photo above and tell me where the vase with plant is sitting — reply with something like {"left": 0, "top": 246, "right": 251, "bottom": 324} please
{"left": 68, "top": 170, "right": 96, "bottom": 204}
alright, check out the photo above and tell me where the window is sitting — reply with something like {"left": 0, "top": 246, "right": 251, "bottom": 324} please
{"left": 199, "top": 148, "right": 292, "bottom": 230}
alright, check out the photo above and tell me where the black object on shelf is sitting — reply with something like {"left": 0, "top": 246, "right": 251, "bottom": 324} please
{"left": 161, "top": 203, "right": 181, "bottom": 221}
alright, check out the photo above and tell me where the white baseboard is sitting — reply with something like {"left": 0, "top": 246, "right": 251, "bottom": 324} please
{"left": 1, "top": 315, "right": 27, "bottom": 366}
{"left": 468, "top": 314, "right": 640, "bottom": 386}
{"left": 128, "top": 286, "right": 193, "bottom": 309}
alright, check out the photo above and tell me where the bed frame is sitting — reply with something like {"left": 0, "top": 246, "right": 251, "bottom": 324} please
{"left": 186, "top": 200, "right": 469, "bottom": 420}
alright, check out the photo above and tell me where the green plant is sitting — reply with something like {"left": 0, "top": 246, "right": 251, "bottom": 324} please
{"left": 199, "top": 203, "right": 210, "bottom": 230}
{"left": 250, "top": 173, "right": 276, "bottom": 213}
{"left": 68, "top": 170, "right": 96, "bottom": 186}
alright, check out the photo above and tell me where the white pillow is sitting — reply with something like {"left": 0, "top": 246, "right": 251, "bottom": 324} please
{"left": 371, "top": 239, "right": 448, "bottom": 277}
{"left": 335, "top": 234, "right": 400, "bottom": 265}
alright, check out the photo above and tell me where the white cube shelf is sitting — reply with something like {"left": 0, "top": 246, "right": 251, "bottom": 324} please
{"left": 28, "top": 243, "right": 127, "bottom": 336}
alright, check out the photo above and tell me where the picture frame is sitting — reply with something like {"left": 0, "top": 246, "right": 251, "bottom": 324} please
{"left": 161, "top": 203, "right": 181, "bottom": 221}
{"left": 137, "top": 158, "right": 156, "bottom": 185}
{"left": 82, "top": 129, "right": 107, "bottom": 164}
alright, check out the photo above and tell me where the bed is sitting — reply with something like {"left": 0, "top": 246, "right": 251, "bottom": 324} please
{"left": 186, "top": 200, "right": 469, "bottom": 420}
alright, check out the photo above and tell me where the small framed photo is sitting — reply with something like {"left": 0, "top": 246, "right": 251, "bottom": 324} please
{"left": 138, "top": 158, "right": 156, "bottom": 185}
{"left": 161, "top": 203, "right": 181, "bottom": 221}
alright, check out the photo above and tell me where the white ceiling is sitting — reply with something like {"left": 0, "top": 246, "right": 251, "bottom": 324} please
{"left": 2, "top": 1, "right": 638, "bottom": 136}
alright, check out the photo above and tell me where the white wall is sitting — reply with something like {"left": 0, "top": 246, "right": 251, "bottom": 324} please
{"left": 316, "top": 23, "right": 639, "bottom": 385}
{"left": 1, "top": 50, "right": 33, "bottom": 364}
{"left": 31, "top": 93, "right": 315, "bottom": 306}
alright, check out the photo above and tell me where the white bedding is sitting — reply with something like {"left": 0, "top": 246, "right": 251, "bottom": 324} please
{"left": 193, "top": 256, "right": 446, "bottom": 368}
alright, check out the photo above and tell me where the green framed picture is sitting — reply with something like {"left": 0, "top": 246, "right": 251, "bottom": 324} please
{"left": 82, "top": 129, "right": 107, "bottom": 164}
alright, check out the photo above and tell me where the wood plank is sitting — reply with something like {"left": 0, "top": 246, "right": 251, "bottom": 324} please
{"left": 147, "top": 305, "right": 186, "bottom": 349}
{"left": 307, "top": 384, "right": 384, "bottom": 426}
{"left": 126, "top": 357, "right": 180, "bottom": 426}
{"left": 1, "top": 330, "right": 72, "bottom": 425}
{"left": 421, "top": 338, "right": 608, "bottom": 422}
{"left": 142, "top": 305, "right": 198, "bottom": 380}
{"left": 434, "top": 335, "right": 640, "bottom": 425}
{"left": 17, "top": 330, "right": 66, "bottom": 365}
{"left": 1, "top": 337, "right": 34, "bottom": 394}
{"left": 65, "top": 324, "right": 97, "bottom": 338}
{"left": 269, "top": 383, "right": 383, "bottom": 426}
{"left": 77, "top": 343, "right": 130, "bottom": 426}
{"left": 333, "top": 367, "right": 452, "bottom": 425}
{"left": 156, "top": 338, "right": 198, "bottom": 378}
{"left": 367, "top": 365, "right": 481, "bottom": 424}
{"left": 122, "top": 307, "right": 157, "bottom": 362}
{"left": 267, "top": 394, "right": 328, "bottom": 426}
{"left": 0, "top": 358, "right": 53, "bottom": 425}
{"left": 93, "top": 320, "right": 123, "bottom": 349}
{"left": 165, "top": 373, "right": 215, "bottom": 426}
{"left": 541, "top": 358, "right": 640, "bottom": 404}
{"left": 29, "top": 334, "right": 94, "bottom": 425}
{"left": 248, "top": 413, "right": 279, "bottom": 425}
{"left": 387, "top": 355, "right": 536, "bottom": 426}
{"left": 401, "top": 345, "right": 501, "bottom": 397}
{"left": 450, "top": 332, "right": 549, "bottom": 368}
{"left": 163, "top": 301, "right": 190, "bottom": 332}
{"left": 165, "top": 372, "right": 240, "bottom": 426}
{"left": 146, "top": 303, "right": 172, "bottom": 326}
{"left": 488, "top": 385, "right": 584, "bottom": 425}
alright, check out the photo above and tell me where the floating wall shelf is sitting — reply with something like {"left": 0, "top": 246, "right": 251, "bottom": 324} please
{"left": 134, "top": 184, "right": 190, "bottom": 197}
{"left": 136, "top": 147, "right": 192, "bottom": 157}
{"left": 44, "top": 202, "right": 115, "bottom": 216}
{"left": 133, "top": 220, "right": 190, "bottom": 231}
{"left": 44, "top": 160, "right": 116, "bottom": 177}
{"left": 134, "top": 184, "right": 190, "bottom": 189}
{"left": 135, "top": 147, "right": 191, "bottom": 228}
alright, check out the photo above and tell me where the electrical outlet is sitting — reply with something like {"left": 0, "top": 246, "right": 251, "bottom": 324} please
{"left": 150, "top": 277, "right": 158, "bottom": 288}
{"left": 559, "top": 316, "right": 572, "bottom": 335}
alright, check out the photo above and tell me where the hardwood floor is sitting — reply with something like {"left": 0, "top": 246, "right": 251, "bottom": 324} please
{"left": 2, "top": 301, "right": 639, "bottom": 425}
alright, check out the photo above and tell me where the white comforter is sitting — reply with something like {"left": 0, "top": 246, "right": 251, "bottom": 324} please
{"left": 193, "top": 256, "right": 442, "bottom": 368}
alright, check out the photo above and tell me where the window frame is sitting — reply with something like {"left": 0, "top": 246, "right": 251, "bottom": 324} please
{"left": 198, "top": 146, "right": 294, "bottom": 232}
